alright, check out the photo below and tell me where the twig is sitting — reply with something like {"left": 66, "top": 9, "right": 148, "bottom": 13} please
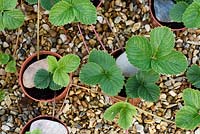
{"left": 77, "top": 24, "right": 90, "bottom": 54}
{"left": 91, "top": 24, "right": 106, "bottom": 51}
{"left": 71, "top": 84, "right": 176, "bottom": 124}
{"left": 36, "top": 0, "right": 40, "bottom": 60}
{"left": 13, "top": 28, "right": 20, "bottom": 58}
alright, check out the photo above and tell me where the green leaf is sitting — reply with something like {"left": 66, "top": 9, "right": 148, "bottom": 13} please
{"left": 183, "top": 88, "right": 200, "bottom": 110}
{"left": 138, "top": 84, "right": 160, "bottom": 102}
{"left": 126, "top": 76, "right": 140, "bottom": 98}
{"left": 3, "top": 9, "right": 24, "bottom": 30}
{"left": 175, "top": 0, "right": 193, "bottom": 4}
{"left": 58, "top": 54, "right": 80, "bottom": 73}
{"left": 47, "top": 56, "right": 58, "bottom": 73}
{"left": 5, "top": 60, "right": 16, "bottom": 73}
{"left": 182, "top": 1, "right": 200, "bottom": 28}
{"left": 49, "top": 79, "right": 63, "bottom": 91}
{"left": 0, "top": 14, "right": 4, "bottom": 31}
{"left": 99, "top": 65, "right": 124, "bottom": 96}
{"left": 186, "top": 65, "right": 200, "bottom": 88}
{"left": 49, "top": 1, "right": 75, "bottom": 26}
{"left": 53, "top": 66, "right": 70, "bottom": 86}
{"left": 41, "top": 0, "right": 60, "bottom": 10}
{"left": 126, "top": 71, "right": 160, "bottom": 102}
{"left": 0, "top": 90, "right": 5, "bottom": 102}
{"left": 151, "top": 50, "right": 187, "bottom": 75}
{"left": 0, "top": 0, "right": 17, "bottom": 10}
{"left": 118, "top": 103, "right": 136, "bottom": 129}
{"left": 25, "top": 128, "right": 42, "bottom": 134}
{"left": 25, "top": 0, "right": 37, "bottom": 4}
{"left": 0, "top": 53, "right": 10, "bottom": 64}
{"left": 80, "top": 62, "right": 104, "bottom": 85}
{"left": 126, "top": 36, "right": 152, "bottom": 71}
{"left": 150, "top": 27, "right": 175, "bottom": 57}
{"left": 88, "top": 50, "right": 115, "bottom": 71}
{"left": 175, "top": 106, "right": 200, "bottom": 130}
{"left": 169, "top": 2, "right": 189, "bottom": 22}
{"left": 34, "top": 69, "right": 51, "bottom": 89}
{"left": 104, "top": 101, "right": 125, "bottom": 121}
{"left": 104, "top": 102, "right": 137, "bottom": 130}
{"left": 73, "top": 2, "right": 97, "bottom": 24}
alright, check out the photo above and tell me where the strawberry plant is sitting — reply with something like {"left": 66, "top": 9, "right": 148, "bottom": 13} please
{"left": 126, "top": 27, "right": 188, "bottom": 75}
{"left": 0, "top": 53, "right": 17, "bottom": 73}
{"left": 169, "top": 0, "right": 200, "bottom": 28}
{"left": 49, "top": 0, "right": 97, "bottom": 25}
{"left": 34, "top": 54, "right": 80, "bottom": 90}
{"left": 25, "top": 0, "right": 59, "bottom": 10}
{"left": 0, "top": 0, "right": 24, "bottom": 30}
{"left": 26, "top": 129, "right": 42, "bottom": 134}
{"left": 186, "top": 64, "right": 200, "bottom": 88}
{"left": 175, "top": 88, "right": 200, "bottom": 130}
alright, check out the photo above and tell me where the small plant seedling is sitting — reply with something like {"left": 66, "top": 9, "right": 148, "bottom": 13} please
{"left": 169, "top": 0, "right": 200, "bottom": 28}
{"left": 0, "top": 0, "right": 25, "bottom": 30}
{"left": 0, "top": 90, "right": 5, "bottom": 102}
{"left": 34, "top": 54, "right": 80, "bottom": 90}
{"left": 175, "top": 88, "right": 200, "bottom": 130}
{"left": 0, "top": 53, "right": 17, "bottom": 73}
{"left": 104, "top": 101, "right": 137, "bottom": 129}
{"left": 25, "top": 0, "right": 59, "bottom": 10}
{"left": 186, "top": 64, "right": 200, "bottom": 88}
{"left": 26, "top": 128, "right": 42, "bottom": 134}
{"left": 49, "top": 0, "right": 97, "bottom": 26}
{"left": 126, "top": 27, "right": 187, "bottom": 75}
{"left": 80, "top": 50, "right": 124, "bottom": 96}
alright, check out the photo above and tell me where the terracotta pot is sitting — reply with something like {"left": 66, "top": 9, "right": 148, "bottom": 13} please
{"left": 19, "top": 51, "right": 72, "bottom": 102}
{"left": 149, "top": 0, "right": 186, "bottom": 31}
{"left": 20, "top": 115, "right": 69, "bottom": 134}
{"left": 110, "top": 48, "right": 141, "bottom": 106}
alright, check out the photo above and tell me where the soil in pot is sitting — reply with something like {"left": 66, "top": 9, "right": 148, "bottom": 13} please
{"left": 150, "top": 0, "right": 185, "bottom": 30}
{"left": 19, "top": 52, "right": 70, "bottom": 101}
{"left": 90, "top": 0, "right": 101, "bottom": 7}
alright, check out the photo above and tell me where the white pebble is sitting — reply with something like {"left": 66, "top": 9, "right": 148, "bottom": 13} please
{"left": 97, "top": 16, "right": 104, "bottom": 24}
{"left": 1, "top": 125, "right": 10, "bottom": 131}
{"left": 145, "top": 24, "right": 151, "bottom": 32}
{"left": 60, "top": 34, "right": 67, "bottom": 43}
{"left": 3, "top": 42, "right": 9, "bottom": 48}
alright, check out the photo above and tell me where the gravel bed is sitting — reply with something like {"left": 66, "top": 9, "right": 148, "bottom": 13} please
{"left": 0, "top": 0, "right": 200, "bottom": 133}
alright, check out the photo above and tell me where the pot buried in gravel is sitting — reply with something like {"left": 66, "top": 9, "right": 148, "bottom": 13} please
{"left": 149, "top": 0, "right": 185, "bottom": 31}
{"left": 19, "top": 51, "right": 72, "bottom": 102}
{"left": 20, "top": 115, "right": 69, "bottom": 134}
{"left": 110, "top": 48, "right": 141, "bottom": 106}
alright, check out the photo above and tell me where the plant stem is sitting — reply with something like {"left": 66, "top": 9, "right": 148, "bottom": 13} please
{"left": 97, "top": 0, "right": 103, "bottom": 8}
{"left": 71, "top": 84, "right": 176, "bottom": 124}
{"left": 77, "top": 24, "right": 90, "bottom": 54}
{"left": 91, "top": 24, "right": 106, "bottom": 51}
{"left": 37, "top": 0, "right": 40, "bottom": 60}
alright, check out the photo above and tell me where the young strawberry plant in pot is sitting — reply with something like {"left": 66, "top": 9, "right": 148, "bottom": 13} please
{"left": 21, "top": 115, "right": 69, "bottom": 134}
{"left": 149, "top": 0, "right": 186, "bottom": 31}
{"left": 169, "top": 0, "right": 200, "bottom": 29}
{"left": 19, "top": 51, "right": 80, "bottom": 102}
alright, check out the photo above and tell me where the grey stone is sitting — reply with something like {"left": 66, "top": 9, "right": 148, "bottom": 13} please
{"left": 30, "top": 119, "right": 68, "bottom": 134}
{"left": 23, "top": 59, "right": 48, "bottom": 88}
{"left": 1, "top": 125, "right": 10, "bottom": 131}
{"left": 116, "top": 52, "right": 139, "bottom": 77}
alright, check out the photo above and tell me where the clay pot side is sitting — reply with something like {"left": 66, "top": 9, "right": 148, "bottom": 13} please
{"left": 19, "top": 51, "right": 72, "bottom": 102}
{"left": 149, "top": 0, "right": 186, "bottom": 31}
{"left": 111, "top": 48, "right": 141, "bottom": 106}
{"left": 20, "top": 115, "right": 69, "bottom": 134}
